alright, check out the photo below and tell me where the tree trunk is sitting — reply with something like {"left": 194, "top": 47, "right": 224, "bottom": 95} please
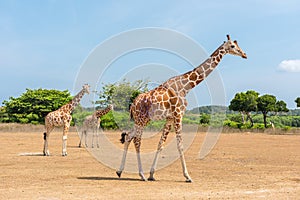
{"left": 240, "top": 111, "right": 245, "bottom": 124}
{"left": 263, "top": 112, "right": 267, "bottom": 128}
{"left": 246, "top": 112, "right": 254, "bottom": 127}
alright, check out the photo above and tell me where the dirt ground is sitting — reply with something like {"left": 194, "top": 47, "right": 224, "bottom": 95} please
{"left": 1, "top": 128, "right": 300, "bottom": 200}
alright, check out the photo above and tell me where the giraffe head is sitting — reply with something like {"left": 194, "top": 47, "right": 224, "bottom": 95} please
{"left": 108, "top": 104, "right": 114, "bottom": 110}
{"left": 82, "top": 84, "right": 90, "bottom": 94}
{"left": 223, "top": 35, "right": 247, "bottom": 59}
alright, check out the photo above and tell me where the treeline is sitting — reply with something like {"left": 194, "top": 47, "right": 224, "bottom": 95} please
{"left": 0, "top": 81, "right": 299, "bottom": 131}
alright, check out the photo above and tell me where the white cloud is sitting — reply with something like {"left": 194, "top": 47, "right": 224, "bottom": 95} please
{"left": 278, "top": 59, "right": 300, "bottom": 72}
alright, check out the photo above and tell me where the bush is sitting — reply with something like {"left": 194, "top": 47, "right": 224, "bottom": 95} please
{"left": 2, "top": 88, "right": 72, "bottom": 124}
{"left": 252, "top": 123, "right": 265, "bottom": 130}
{"left": 223, "top": 120, "right": 239, "bottom": 128}
{"left": 200, "top": 114, "right": 210, "bottom": 124}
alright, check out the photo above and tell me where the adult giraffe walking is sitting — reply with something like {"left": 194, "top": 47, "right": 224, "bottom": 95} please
{"left": 117, "top": 35, "right": 247, "bottom": 182}
{"left": 43, "top": 84, "right": 90, "bottom": 156}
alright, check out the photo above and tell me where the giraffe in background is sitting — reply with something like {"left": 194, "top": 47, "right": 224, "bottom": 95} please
{"left": 79, "top": 104, "right": 113, "bottom": 148}
{"left": 117, "top": 35, "right": 247, "bottom": 182}
{"left": 43, "top": 84, "right": 90, "bottom": 156}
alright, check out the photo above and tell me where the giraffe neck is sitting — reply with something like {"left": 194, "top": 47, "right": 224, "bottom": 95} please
{"left": 66, "top": 89, "right": 86, "bottom": 113}
{"left": 94, "top": 105, "right": 112, "bottom": 118}
{"left": 162, "top": 44, "right": 227, "bottom": 97}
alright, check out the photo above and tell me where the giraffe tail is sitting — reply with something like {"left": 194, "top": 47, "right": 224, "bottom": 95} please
{"left": 120, "top": 132, "right": 127, "bottom": 144}
{"left": 43, "top": 132, "right": 47, "bottom": 140}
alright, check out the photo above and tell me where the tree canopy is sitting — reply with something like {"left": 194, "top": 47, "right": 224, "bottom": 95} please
{"left": 1, "top": 88, "right": 72, "bottom": 124}
{"left": 229, "top": 90, "right": 259, "bottom": 126}
{"left": 96, "top": 79, "right": 149, "bottom": 111}
{"left": 257, "top": 94, "right": 289, "bottom": 128}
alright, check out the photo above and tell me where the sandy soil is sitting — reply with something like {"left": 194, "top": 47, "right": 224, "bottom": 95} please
{"left": 0, "top": 129, "right": 300, "bottom": 200}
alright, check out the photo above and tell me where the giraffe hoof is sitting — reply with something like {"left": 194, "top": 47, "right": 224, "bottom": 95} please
{"left": 185, "top": 178, "right": 193, "bottom": 183}
{"left": 116, "top": 171, "right": 122, "bottom": 178}
{"left": 62, "top": 152, "right": 67, "bottom": 156}
{"left": 147, "top": 177, "right": 156, "bottom": 181}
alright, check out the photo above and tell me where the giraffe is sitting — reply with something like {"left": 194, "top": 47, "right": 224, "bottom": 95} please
{"left": 79, "top": 104, "right": 113, "bottom": 148}
{"left": 43, "top": 84, "right": 90, "bottom": 156}
{"left": 116, "top": 35, "right": 247, "bottom": 182}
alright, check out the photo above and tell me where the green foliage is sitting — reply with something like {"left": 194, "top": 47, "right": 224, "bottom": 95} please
{"left": 252, "top": 123, "right": 265, "bottom": 130}
{"left": 257, "top": 94, "right": 289, "bottom": 128}
{"left": 100, "top": 112, "right": 120, "bottom": 130}
{"left": 97, "top": 79, "right": 149, "bottom": 111}
{"left": 257, "top": 94, "right": 277, "bottom": 114}
{"left": 229, "top": 90, "right": 259, "bottom": 113}
{"left": 72, "top": 107, "right": 92, "bottom": 126}
{"left": 199, "top": 113, "right": 210, "bottom": 124}
{"left": 223, "top": 119, "right": 239, "bottom": 128}
{"left": 229, "top": 90, "right": 259, "bottom": 126}
{"left": 275, "top": 100, "right": 289, "bottom": 113}
{"left": 1, "top": 88, "right": 72, "bottom": 124}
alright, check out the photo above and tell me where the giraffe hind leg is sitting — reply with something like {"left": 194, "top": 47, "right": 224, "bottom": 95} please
{"left": 148, "top": 119, "right": 172, "bottom": 181}
{"left": 43, "top": 132, "right": 50, "bottom": 156}
{"left": 175, "top": 123, "right": 192, "bottom": 183}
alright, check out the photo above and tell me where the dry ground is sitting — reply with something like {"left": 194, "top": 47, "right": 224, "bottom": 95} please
{"left": 0, "top": 128, "right": 300, "bottom": 199}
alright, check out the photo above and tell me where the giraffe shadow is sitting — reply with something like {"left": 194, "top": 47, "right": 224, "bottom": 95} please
{"left": 77, "top": 176, "right": 141, "bottom": 182}
{"left": 18, "top": 152, "right": 45, "bottom": 156}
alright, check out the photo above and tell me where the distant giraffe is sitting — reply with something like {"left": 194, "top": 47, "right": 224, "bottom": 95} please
{"left": 117, "top": 35, "right": 247, "bottom": 182}
{"left": 79, "top": 104, "right": 113, "bottom": 148}
{"left": 43, "top": 84, "right": 90, "bottom": 156}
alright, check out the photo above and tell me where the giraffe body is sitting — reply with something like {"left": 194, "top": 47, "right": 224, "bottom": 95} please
{"left": 117, "top": 35, "right": 247, "bottom": 182}
{"left": 43, "top": 84, "right": 90, "bottom": 156}
{"left": 79, "top": 105, "right": 113, "bottom": 148}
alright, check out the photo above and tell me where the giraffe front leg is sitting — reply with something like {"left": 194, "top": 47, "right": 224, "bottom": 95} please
{"left": 148, "top": 119, "right": 172, "bottom": 181}
{"left": 175, "top": 123, "right": 192, "bottom": 183}
{"left": 116, "top": 131, "right": 134, "bottom": 178}
{"left": 62, "top": 125, "right": 69, "bottom": 156}
{"left": 79, "top": 130, "right": 84, "bottom": 147}
{"left": 96, "top": 126, "right": 100, "bottom": 148}
{"left": 84, "top": 131, "right": 88, "bottom": 148}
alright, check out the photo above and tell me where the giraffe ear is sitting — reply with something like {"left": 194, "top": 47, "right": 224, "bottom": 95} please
{"left": 227, "top": 34, "right": 231, "bottom": 41}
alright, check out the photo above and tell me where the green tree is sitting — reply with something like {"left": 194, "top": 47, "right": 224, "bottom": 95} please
{"left": 229, "top": 90, "right": 259, "bottom": 127}
{"left": 275, "top": 100, "right": 289, "bottom": 113}
{"left": 257, "top": 94, "right": 277, "bottom": 128}
{"left": 97, "top": 79, "right": 149, "bottom": 111}
{"left": 2, "top": 88, "right": 72, "bottom": 124}
{"left": 295, "top": 97, "right": 300, "bottom": 108}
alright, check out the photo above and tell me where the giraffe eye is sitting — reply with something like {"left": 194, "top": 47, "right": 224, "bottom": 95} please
{"left": 231, "top": 45, "right": 235, "bottom": 48}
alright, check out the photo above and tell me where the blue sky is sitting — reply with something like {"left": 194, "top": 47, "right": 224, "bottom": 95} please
{"left": 1, "top": 0, "right": 299, "bottom": 109}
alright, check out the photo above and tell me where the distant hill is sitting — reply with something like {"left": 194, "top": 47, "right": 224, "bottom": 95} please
{"left": 288, "top": 109, "right": 300, "bottom": 116}
{"left": 187, "top": 105, "right": 233, "bottom": 114}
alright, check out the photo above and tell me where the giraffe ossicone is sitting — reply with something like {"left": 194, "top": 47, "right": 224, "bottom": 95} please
{"left": 116, "top": 35, "right": 247, "bottom": 182}
{"left": 43, "top": 84, "right": 90, "bottom": 156}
